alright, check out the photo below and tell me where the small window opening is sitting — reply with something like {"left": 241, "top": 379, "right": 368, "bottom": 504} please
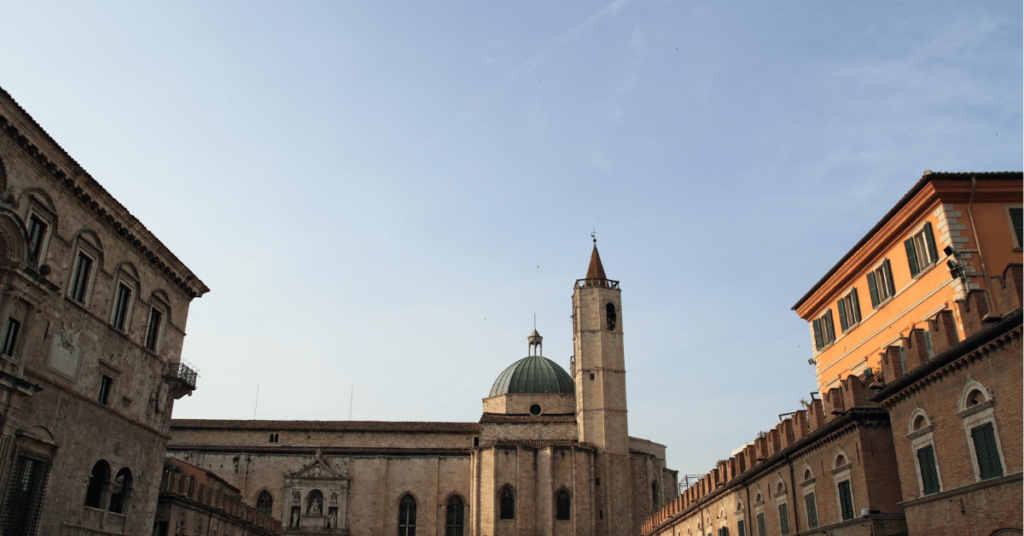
{"left": 1, "top": 318, "right": 20, "bottom": 357}
{"left": 556, "top": 490, "right": 571, "bottom": 520}
{"left": 145, "top": 307, "right": 162, "bottom": 351}
{"left": 69, "top": 252, "right": 93, "bottom": 304}
{"left": 599, "top": 509, "right": 603, "bottom": 520}
{"left": 590, "top": 373, "right": 595, "bottom": 381}
{"left": 835, "top": 454, "right": 847, "bottom": 468}
{"left": 652, "top": 482, "right": 659, "bottom": 507}
{"left": 967, "top": 389, "right": 985, "bottom": 407}
{"left": 803, "top": 469, "right": 812, "bottom": 481}
{"left": 529, "top": 404, "right": 542, "bottom": 416}
{"left": 111, "top": 283, "right": 132, "bottom": 331}
{"left": 606, "top": 303, "right": 616, "bottom": 331}
{"left": 84, "top": 460, "right": 110, "bottom": 508}
{"left": 595, "top": 477, "right": 600, "bottom": 486}
{"left": 912, "top": 415, "right": 927, "bottom": 431}
{"left": 473, "top": 437, "right": 479, "bottom": 447}
{"left": 98, "top": 376, "right": 113, "bottom": 406}
{"left": 499, "top": 488, "right": 515, "bottom": 520}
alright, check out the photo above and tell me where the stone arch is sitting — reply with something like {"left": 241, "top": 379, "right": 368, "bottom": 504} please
{"left": 832, "top": 447, "right": 851, "bottom": 470}
{"left": 306, "top": 489, "right": 325, "bottom": 515}
{"left": 908, "top": 406, "right": 932, "bottom": 434}
{"left": 497, "top": 484, "right": 516, "bottom": 520}
{"left": 17, "top": 187, "right": 56, "bottom": 214}
{"left": 70, "top": 228, "right": 105, "bottom": 271}
{"left": 112, "top": 261, "right": 140, "bottom": 281}
{"left": 554, "top": 487, "right": 572, "bottom": 521}
{"left": 0, "top": 211, "right": 27, "bottom": 263}
{"left": 801, "top": 463, "right": 814, "bottom": 482}
{"left": 958, "top": 376, "right": 993, "bottom": 411}
{"left": 736, "top": 500, "right": 744, "bottom": 512}
{"left": 774, "top": 477, "right": 786, "bottom": 495}
{"left": 108, "top": 467, "right": 133, "bottom": 514}
{"left": 84, "top": 459, "right": 111, "bottom": 509}
{"left": 754, "top": 489, "right": 763, "bottom": 504}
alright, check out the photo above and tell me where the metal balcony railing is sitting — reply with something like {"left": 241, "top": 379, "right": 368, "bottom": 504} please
{"left": 574, "top": 278, "right": 620, "bottom": 289}
{"left": 166, "top": 363, "right": 197, "bottom": 390}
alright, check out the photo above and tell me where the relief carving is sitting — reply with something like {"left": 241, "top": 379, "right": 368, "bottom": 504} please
{"left": 47, "top": 324, "right": 83, "bottom": 379}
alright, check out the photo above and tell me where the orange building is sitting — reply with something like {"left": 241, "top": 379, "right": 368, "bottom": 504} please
{"left": 793, "top": 171, "right": 1022, "bottom": 393}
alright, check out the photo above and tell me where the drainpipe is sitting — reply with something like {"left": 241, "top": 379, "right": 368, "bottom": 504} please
{"left": 787, "top": 458, "right": 800, "bottom": 535}
{"left": 967, "top": 177, "right": 999, "bottom": 318}
{"left": 745, "top": 484, "right": 753, "bottom": 536}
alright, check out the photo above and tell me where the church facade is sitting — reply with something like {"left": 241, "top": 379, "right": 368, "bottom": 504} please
{"left": 167, "top": 246, "right": 678, "bottom": 536}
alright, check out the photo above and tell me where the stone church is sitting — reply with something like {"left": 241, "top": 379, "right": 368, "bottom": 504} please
{"left": 168, "top": 245, "right": 678, "bottom": 536}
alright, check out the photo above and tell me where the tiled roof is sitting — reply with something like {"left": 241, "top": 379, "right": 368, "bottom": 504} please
{"left": 170, "top": 419, "right": 480, "bottom": 433}
{"left": 480, "top": 439, "right": 594, "bottom": 450}
{"left": 479, "top": 413, "right": 576, "bottom": 423}
{"left": 793, "top": 171, "right": 1023, "bottom": 310}
{"left": 586, "top": 244, "right": 607, "bottom": 280}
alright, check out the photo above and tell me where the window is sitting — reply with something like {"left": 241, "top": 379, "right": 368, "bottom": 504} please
{"left": 970, "top": 423, "right": 1003, "bottom": 480}
{"left": 556, "top": 490, "right": 571, "bottom": 520}
{"left": 812, "top": 310, "right": 835, "bottom": 350}
{"left": 25, "top": 214, "right": 48, "bottom": 262}
{"left": 500, "top": 487, "right": 515, "bottom": 520}
{"left": 108, "top": 468, "right": 132, "bottom": 514}
{"left": 98, "top": 376, "right": 113, "bottom": 406}
{"left": 652, "top": 482, "right": 659, "bottom": 508}
{"left": 0, "top": 453, "right": 50, "bottom": 536}
{"left": 398, "top": 494, "right": 416, "bottom": 536}
{"left": 837, "top": 480, "right": 854, "bottom": 521}
{"left": 606, "top": 303, "right": 616, "bottom": 331}
{"left": 1008, "top": 206, "right": 1023, "bottom": 248}
{"left": 756, "top": 512, "right": 766, "bottom": 536}
{"left": 69, "top": 252, "right": 93, "bottom": 304}
{"left": 777, "top": 503, "right": 789, "bottom": 536}
{"left": 1, "top": 318, "right": 20, "bottom": 357}
{"left": 836, "top": 289, "right": 861, "bottom": 333}
{"left": 916, "top": 446, "right": 940, "bottom": 495}
{"left": 84, "top": 460, "right": 111, "bottom": 509}
{"left": 530, "top": 404, "right": 542, "bottom": 416}
{"left": 446, "top": 495, "right": 465, "bottom": 536}
{"left": 804, "top": 492, "right": 818, "bottom": 528}
{"left": 144, "top": 307, "right": 163, "bottom": 351}
{"left": 717, "top": 528, "right": 730, "bottom": 536}
{"left": 737, "top": 520, "right": 745, "bottom": 536}
{"left": 866, "top": 260, "right": 896, "bottom": 309}
{"left": 110, "top": 283, "right": 132, "bottom": 331}
{"left": 256, "top": 491, "right": 273, "bottom": 516}
{"left": 904, "top": 222, "right": 939, "bottom": 278}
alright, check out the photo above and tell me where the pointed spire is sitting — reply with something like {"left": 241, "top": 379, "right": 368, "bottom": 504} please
{"left": 586, "top": 244, "right": 607, "bottom": 281}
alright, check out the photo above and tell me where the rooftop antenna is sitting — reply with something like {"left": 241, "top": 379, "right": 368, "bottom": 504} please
{"left": 253, "top": 382, "right": 259, "bottom": 420}
{"left": 349, "top": 383, "right": 354, "bottom": 420}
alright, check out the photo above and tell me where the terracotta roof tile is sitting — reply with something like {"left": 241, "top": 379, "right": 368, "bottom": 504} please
{"left": 586, "top": 245, "right": 607, "bottom": 280}
{"left": 479, "top": 413, "right": 576, "bottom": 424}
{"left": 480, "top": 439, "right": 594, "bottom": 450}
{"left": 170, "top": 419, "right": 480, "bottom": 433}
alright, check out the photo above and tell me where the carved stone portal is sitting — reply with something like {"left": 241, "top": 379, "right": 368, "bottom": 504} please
{"left": 282, "top": 454, "right": 350, "bottom": 534}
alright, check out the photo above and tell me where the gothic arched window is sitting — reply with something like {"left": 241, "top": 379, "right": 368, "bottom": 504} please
{"left": 398, "top": 494, "right": 416, "bottom": 536}
{"left": 556, "top": 490, "right": 571, "bottom": 520}
{"left": 500, "top": 487, "right": 515, "bottom": 520}
{"left": 84, "top": 460, "right": 111, "bottom": 509}
{"left": 256, "top": 491, "right": 273, "bottom": 516}
{"left": 446, "top": 495, "right": 465, "bottom": 536}
{"left": 606, "top": 303, "right": 617, "bottom": 331}
{"left": 108, "top": 468, "right": 133, "bottom": 514}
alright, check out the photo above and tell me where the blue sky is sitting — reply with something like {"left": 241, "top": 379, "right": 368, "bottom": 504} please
{"left": 2, "top": 1, "right": 1020, "bottom": 481}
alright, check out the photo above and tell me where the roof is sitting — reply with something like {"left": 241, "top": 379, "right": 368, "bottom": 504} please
{"left": 170, "top": 419, "right": 480, "bottom": 433}
{"left": 792, "top": 171, "right": 1023, "bottom": 311}
{"left": 480, "top": 413, "right": 576, "bottom": 424}
{"left": 488, "top": 355, "right": 575, "bottom": 397}
{"left": 586, "top": 244, "right": 607, "bottom": 280}
{"left": 479, "top": 439, "right": 594, "bottom": 450}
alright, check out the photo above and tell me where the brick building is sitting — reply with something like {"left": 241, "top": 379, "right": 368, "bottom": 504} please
{"left": 168, "top": 245, "right": 679, "bottom": 536}
{"left": 0, "top": 86, "right": 208, "bottom": 535}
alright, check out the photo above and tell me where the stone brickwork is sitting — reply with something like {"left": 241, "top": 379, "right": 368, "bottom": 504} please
{"left": 0, "top": 86, "right": 207, "bottom": 535}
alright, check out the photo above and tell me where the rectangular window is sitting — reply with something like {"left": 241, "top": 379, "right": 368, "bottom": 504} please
{"left": 812, "top": 310, "right": 836, "bottom": 350}
{"left": 98, "top": 375, "right": 113, "bottom": 405}
{"left": 737, "top": 520, "right": 745, "bottom": 536}
{"left": 917, "top": 445, "right": 940, "bottom": 495}
{"left": 971, "top": 422, "right": 1004, "bottom": 480}
{"left": 69, "top": 252, "right": 93, "bottom": 304}
{"left": 778, "top": 503, "right": 789, "bottom": 536}
{"left": 904, "top": 222, "right": 939, "bottom": 278}
{"left": 0, "top": 453, "right": 50, "bottom": 536}
{"left": 145, "top": 308, "right": 163, "bottom": 351}
{"left": 836, "top": 289, "right": 862, "bottom": 333}
{"left": 111, "top": 283, "right": 132, "bottom": 331}
{"left": 866, "top": 260, "right": 896, "bottom": 308}
{"left": 756, "top": 513, "right": 766, "bottom": 536}
{"left": 1008, "top": 207, "right": 1023, "bottom": 248}
{"left": 837, "top": 480, "right": 854, "bottom": 521}
{"left": 0, "top": 318, "right": 20, "bottom": 357}
{"left": 804, "top": 493, "right": 818, "bottom": 529}
{"left": 25, "top": 215, "right": 48, "bottom": 262}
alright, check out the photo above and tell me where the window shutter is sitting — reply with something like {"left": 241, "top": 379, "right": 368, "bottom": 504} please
{"left": 737, "top": 520, "right": 745, "bottom": 536}
{"left": 757, "top": 513, "right": 766, "bottom": 536}
{"left": 838, "top": 480, "right": 854, "bottom": 520}
{"left": 813, "top": 319, "right": 824, "bottom": 350}
{"left": 778, "top": 503, "right": 790, "bottom": 536}
{"left": 917, "top": 445, "right": 940, "bottom": 495}
{"left": 883, "top": 260, "right": 896, "bottom": 296}
{"left": 867, "top": 272, "right": 880, "bottom": 308}
{"left": 1010, "top": 207, "right": 1023, "bottom": 247}
{"left": 837, "top": 299, "right": 849, "bottom": 332}
{"left": 850, "top": 288, "right": 861, "bottom": 323}
{"left": 923, "top": 222, "right": 939, "bottom": 264}
{"left": 904, "top": 238, "right": 920, "bottom": 278}
{"left": 804, "top": 493, "right": 818, "bottom": 528}
{"left": 825, "top": 310, "right": 835, "bottom": 343}
{"left": 972, "top": 423, "right": 1004, "bottom": 480}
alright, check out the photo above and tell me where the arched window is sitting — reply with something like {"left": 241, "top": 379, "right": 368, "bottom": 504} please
{"left": 652, "top": 482, "right": 659, "bottom": 507}
{"left": 446, "top": 495, "right": 464, "bottom": 536}
{"left": 84, "top": 460, "right": 111, "bottom": 509}
{"left": 500, "top": 487, "right": 515, "bottom": 520}
{"left": 606, "top": 303, "right": 617, "bottom": 331}
{"left": 398, "top": 494, "right": 416, "bottom": 536}
{"left": 256, "top": 491, "right": 273, "bottom": 516}
{"left": 108, "top": 468, "right": 133, "bottom": 514}
{"left": 556, "top": 490, "right": 571, "bottom": 520}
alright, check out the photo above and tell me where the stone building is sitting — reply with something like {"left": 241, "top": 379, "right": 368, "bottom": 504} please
{"left": 0, "top": 86, "right": 208, "bottom": 536}
{"left": 168, "top": 245, "right": 679, "bottom": 536}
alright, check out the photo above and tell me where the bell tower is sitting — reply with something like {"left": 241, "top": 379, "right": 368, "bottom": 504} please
{"left": 573, "top": 240, "right": 632, "bottom": 535}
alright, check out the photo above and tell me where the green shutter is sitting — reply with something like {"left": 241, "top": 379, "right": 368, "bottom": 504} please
{"left": 757, "top": 513, "right": 766, "bottom": 536}
{"left": 923, "top": 223, "right": 939, "bottom": 265}
{"left": 837, "top": 299, "right": 849, "bottom": 333}
{"left": 737, "top": 520, "right": 745, "bottom": 536}
{"left": 883, "top": 260, "right": 896, "bottom": 296}
{"left": 867, "top": 272, "right": 880, "bottom": 308}
{"left": 972, "top": 423, "right": 1004, "bottom": 480}
{"left": 1010, "top": 207, "right": 1023, "bottom": 247}
{"left": 917, "top": 445, "right": 940, "bottom": 495}
{"left": 838, "top": 480, "right": 854, "bottom": 520}
{"left": 905, "top": 238, "right": 920, "bottom": 278}
{"left": 813, "top": 319, "right": 824, "bottom": 350}
{"left": 850, "top": 288, "right": 861, "bottom": 323}
{"left": 804, "top": 493, "right": 818, "bottom": 528}
{"left": 825, "top": 310, "right": 835, "bottom": 343}
{"left": 778, "top": 503, "right": 790, "bottom": 536}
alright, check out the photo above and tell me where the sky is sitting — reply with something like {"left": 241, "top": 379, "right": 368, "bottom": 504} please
{"left": 1, "top": 1, "right": 1021, "bottom": 483}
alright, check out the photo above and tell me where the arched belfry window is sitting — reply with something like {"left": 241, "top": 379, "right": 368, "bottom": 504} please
{"left": 556, "top": 490, "right": 571, "bottom": 520}
{"left": 398, "top": 494, "right": 416, "bottom": 536}
{"left": 446, "top": 495, "right": 465, "bottom": 536}
{"left": 84, "top": 460, "right": 111, "bottom": 509}
{"left": 500, "top": 487, "right": 515, "bottom": 520}
{"left": 606, "top": 303, "right": 617, "bottom": 331}
{"left": 256, "top": 490, "right": 273, "bottom": 516}
{"left": 108, "top": 468, "right": 133, "bottom": 514}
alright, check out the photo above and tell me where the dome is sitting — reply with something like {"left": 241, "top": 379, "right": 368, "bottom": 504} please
{"left": 489, "top": 355, "right": 575, "bottom": 397}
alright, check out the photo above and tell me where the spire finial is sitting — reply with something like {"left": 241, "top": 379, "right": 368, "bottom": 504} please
{"left": 534, "top": 312, "right": 536, "bottom": 329}
{"left": 592, "top": 227, "right": 596, "bottom": 244}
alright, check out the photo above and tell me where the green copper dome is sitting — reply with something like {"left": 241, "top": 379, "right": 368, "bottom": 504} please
{"left": 489, "top": 355, "right": 575, "bottom": 397}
